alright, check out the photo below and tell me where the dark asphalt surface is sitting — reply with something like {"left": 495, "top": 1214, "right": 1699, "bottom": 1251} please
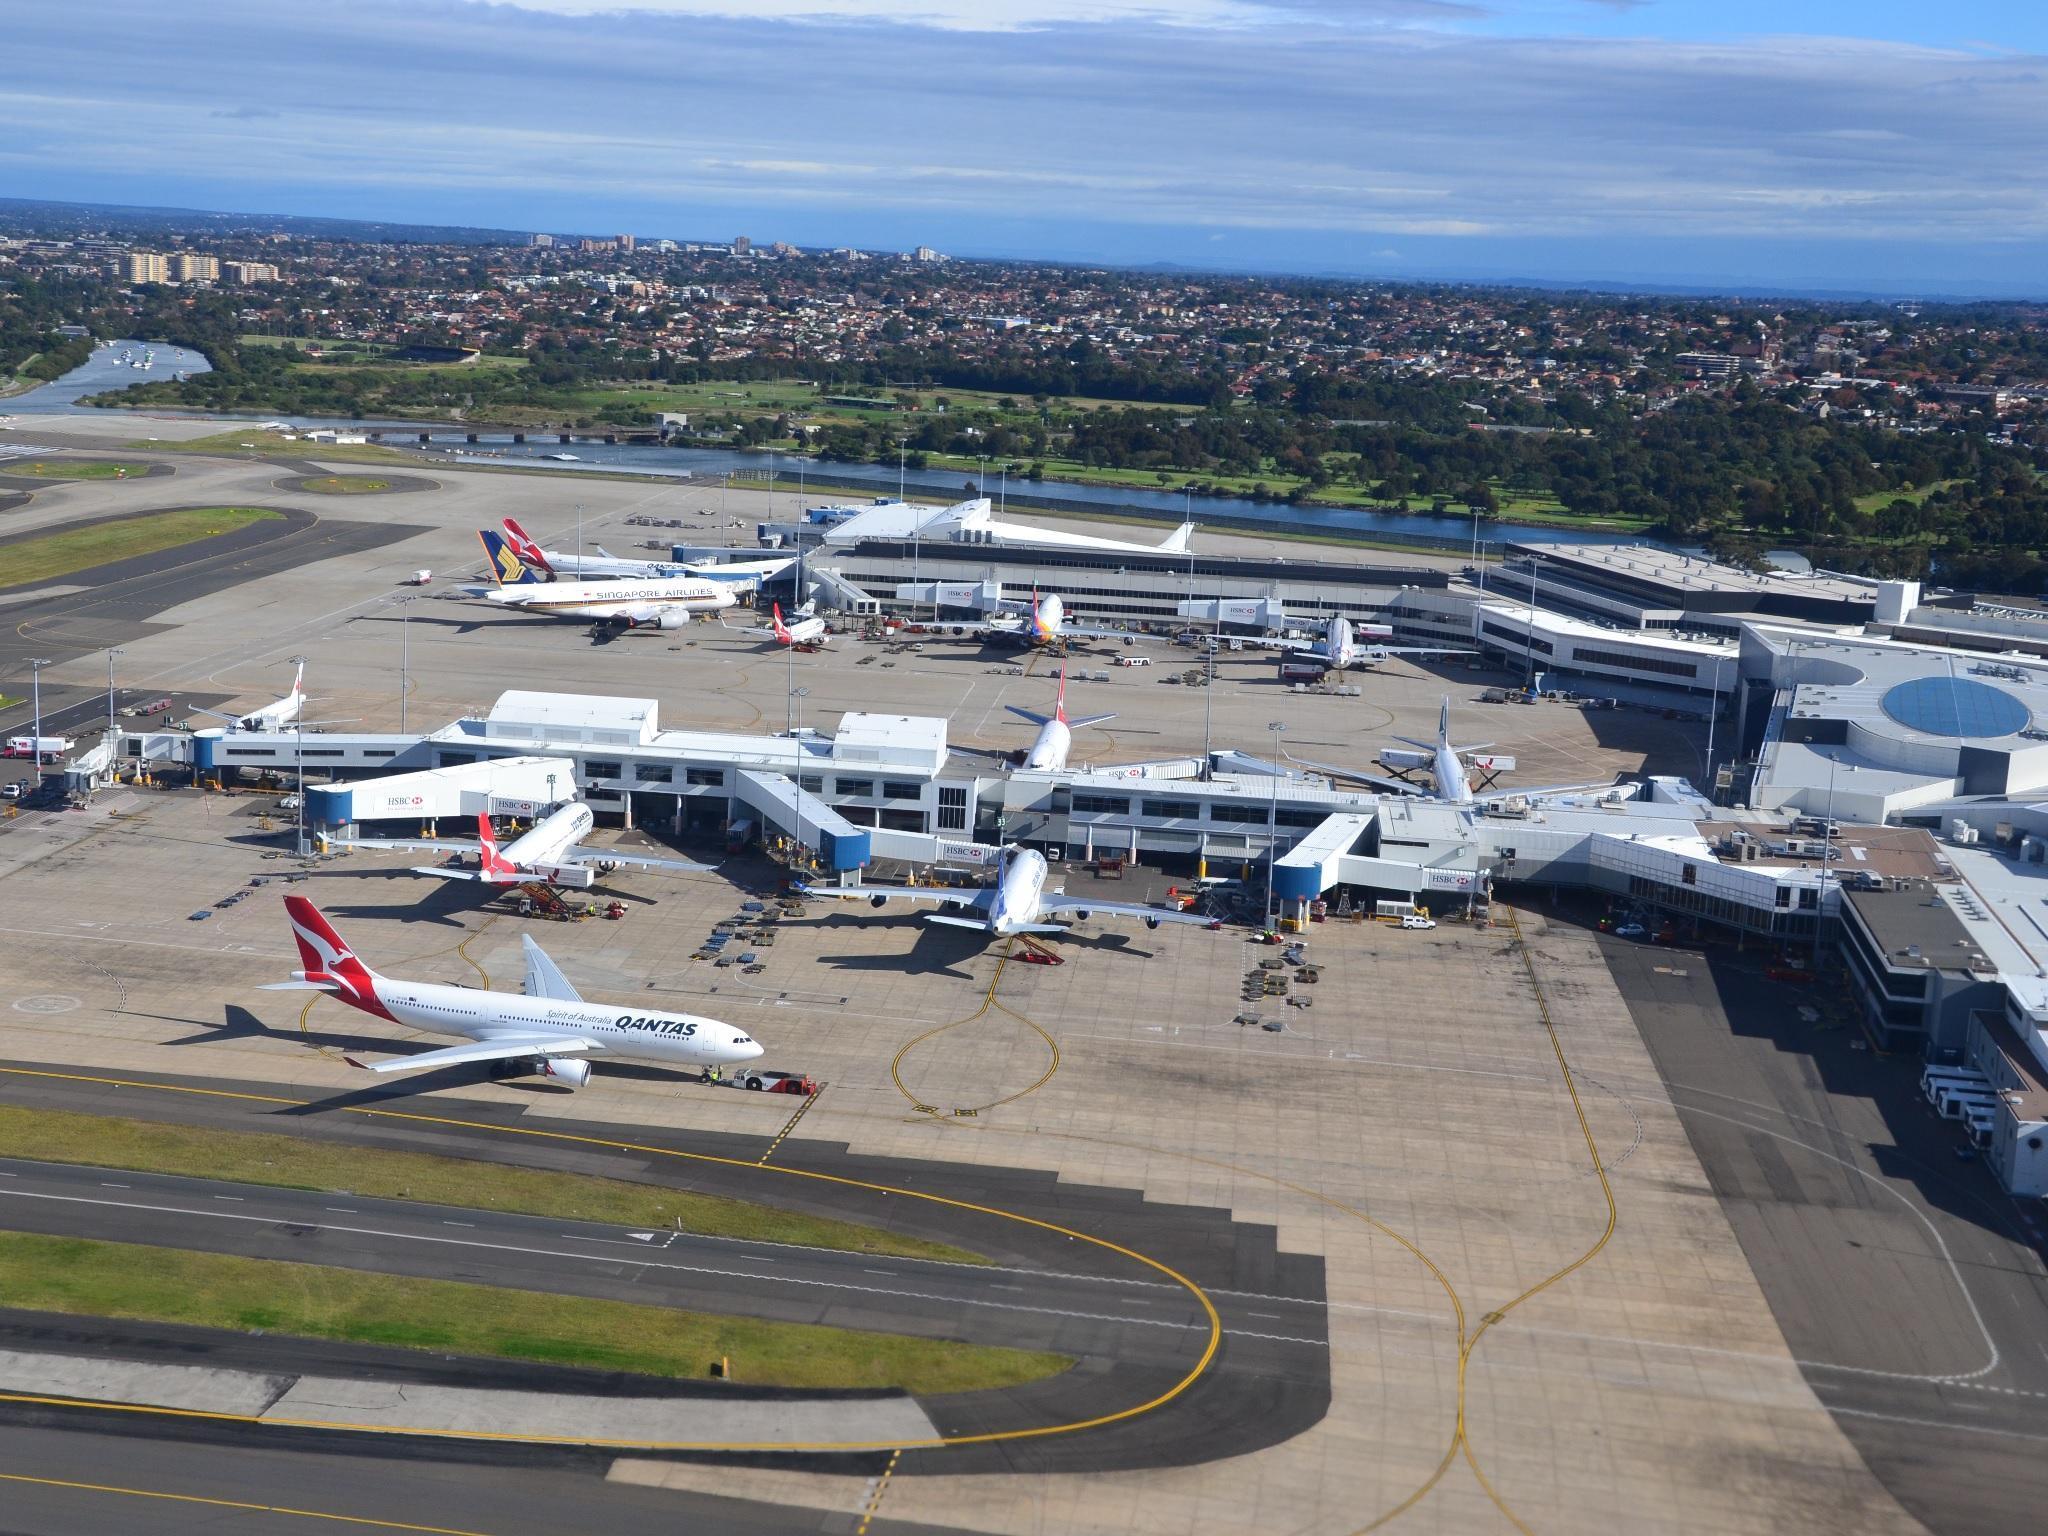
{"left": 0, "top": 1057, "right": 1330, "bottom": 1517}
{"left": 1600, "top": 927, "right": 2048, "bottom": 1535}
{"left": 0, "top": 1155, "right": 1325, "bottom": 1375}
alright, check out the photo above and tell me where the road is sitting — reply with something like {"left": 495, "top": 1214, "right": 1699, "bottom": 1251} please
{"left": 1603, "top": 931, "right": 2048, "bottom": 1535}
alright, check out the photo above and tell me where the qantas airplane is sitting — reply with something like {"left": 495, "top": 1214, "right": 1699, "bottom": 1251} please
{"left": 803, "top": 844, "right": 1216, "bottom": 940}
{"left": 501, "top": 519, "right": 796, "bottom": 589}
{"left": 1008, "top": 667, "right": 1112, "bottom": 771}
{"left": 263, "top": 896, "right": 762, "bottom": 1086}
{"left": 736, "top": 601, "right": 828, "bottom": 649}
{"left": 334, "top": 805, "right": 711, "bottom": 890}
{"left": 473, "top": 531, "right": 737, "bottom": 629}
{"left": 192, "top": 661, "right": 311, "bottom": 733}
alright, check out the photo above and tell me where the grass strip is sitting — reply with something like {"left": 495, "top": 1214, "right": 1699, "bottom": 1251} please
{"left": 297, "top": 476, "right": 390, "bottom": 493}
{"left": 0, "top": 1231, "right": 1066, "bottom": 1393}
{"left": 16, "top": 462, "right": 142, "bottom": 480}
{"left": 0, "top": 1105, "right": 985, "bottom": 1264}
{"left": 0, "top": 508, "right": 278, "bottom": 586}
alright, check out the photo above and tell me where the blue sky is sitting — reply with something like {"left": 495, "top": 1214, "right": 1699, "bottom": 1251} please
{"left": 2, "top": 0, "right": 2042, "bottom": 294}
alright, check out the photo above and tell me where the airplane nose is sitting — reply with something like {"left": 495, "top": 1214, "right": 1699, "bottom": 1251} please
{"left": 738, "top": 1035, "right": 764, "bottom": 1059}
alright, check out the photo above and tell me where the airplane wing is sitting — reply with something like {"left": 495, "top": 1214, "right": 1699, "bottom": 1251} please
{"left": 1038, "top": 896, "right": 1218, "bottom": 927}
{"left": 343, "top": 1036, "right": 601, "bottom": 1075}
{"left": 332, "top": 835, "right": 479, "bottom": 857}
{"left": 522, "top": 935, "right": 583, "bottom": 1002}
{"left": 1054, "top": 623, "right": 1139, "bottom": 643}
{"left": 802, "top": 882, "right": 995, "bottom": 912}
{"left": 568, "top": 844, "right": 715, "bottom": 874}
{"left": 1283, "top": 753, "right": 1433, "bottom": 798}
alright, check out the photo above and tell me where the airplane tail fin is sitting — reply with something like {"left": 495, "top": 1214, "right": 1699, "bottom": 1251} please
{"left": 1159, "top": 521, "right": 1195, "bottom": 554}
{"left": 282, "top": 896, "right": 379, "bottom": 987}
{"left": 771, "top": 603, "right": 792, "bottom": 644}
{"left": 477, "top": 813, "right": 517, "bottom": 879}
{"left": 1054, "top": 665, "right": 1068, "bottom": 725}
{"left": 289, "top": 659, "right": 305, "bottom": 699}
{"left": 500, "top": 518, "right": 553, "bottom": 572}
{"left": 1439, "top": 696, "right": 1451, "bottom": 747}
{"left": 477, "top": 529, "right": 543, "bottom": 586}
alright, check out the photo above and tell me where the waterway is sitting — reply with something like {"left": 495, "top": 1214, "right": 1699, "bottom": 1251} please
{"left": 8, "top": 341, "right": 1644, "bottom": 549}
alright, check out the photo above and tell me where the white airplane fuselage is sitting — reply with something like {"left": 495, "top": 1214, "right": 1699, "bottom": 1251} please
{"left": 985, "top": 847, "right": 1053, "bottom": 935}
{"left": 492, "top": 803, "right": 596, "bottom": 880}
{"left": 486, "top": 577, "right": 737, "bottom": 618}
{"left": 1020, "top": 717, "right": 1072, "bottom": 772}
{"left": 362, "top": 978, "right": 760, "bottom": 1071}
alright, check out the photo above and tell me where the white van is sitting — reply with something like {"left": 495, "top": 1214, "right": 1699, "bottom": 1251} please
{"left": 1923, "top": 1067, "right": 1987, "bottom": 1101}
{"left": 1117, "top": 655, "right": 1151, "bottom": 667}
{"left": 1936, "top": 1087, "right": 1998, "bottom": 1120}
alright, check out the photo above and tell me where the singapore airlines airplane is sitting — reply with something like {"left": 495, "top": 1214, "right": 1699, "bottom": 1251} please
{"left": 501, "top": 519, "right": 797, "bottom": 589}
{"left": 1007, "top": 667, "right": 1112, "bottom": 771}
{"left": 802, "top": 844, "right": 1217, "bottom": 940}
{"left": 263, "top": 896, "right": 762, "bottom": 1086}
{"left": 474, "top": 531, "right": 737, "bottom": 629}
{"left": 334, "top": 805, "right": 711, "bottom": 889}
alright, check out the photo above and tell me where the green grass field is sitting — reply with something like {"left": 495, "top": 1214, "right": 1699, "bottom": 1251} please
{"left": 137, "top": 429, "right": 409, "bottom": 465}
{"left": 2, "top": 507, "right": 278, "bottom": 586}
{"left": 12, "top": 461, "right": 146, "bottom": 480}
{"left": 0, "top": 1231, "right": 1066, "bottom": 1393}
{"left": 1852, "top": 480, "right": 1962, "bottom": 516}
{"left": 0, "top": 1105, "right": 983, "bottom": 1263}
{"left": 296, "top": 475, "right": 391, "bottom": 494}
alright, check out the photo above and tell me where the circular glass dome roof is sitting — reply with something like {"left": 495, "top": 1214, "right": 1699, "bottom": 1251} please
{"left": 1880, "top": 675, "right": 2031, "bottom": 739}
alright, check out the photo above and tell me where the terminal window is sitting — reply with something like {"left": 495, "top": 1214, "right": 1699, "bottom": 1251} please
{"left": 882, "top": 780, "right": 920, "bottom": 799}
{"left": 837, "top": 778, "right": 875, "bottom": 797}
{"left": 1072, "top": 794, "right": 1131, "bottom": 815}
{"left": 1143, "top": 799, "right": 1200, "bottom": 819}
{"left": 686, "top": 768, "right": 724, "bottom": 787}
{"left": 937, "top": 785, "right": 968, "bottom": 830}
{"left": 635, "top": 764, "right": 674, "bottom": 783}
{"left": 585, "top": 760, "right": 623, "bottom": 780}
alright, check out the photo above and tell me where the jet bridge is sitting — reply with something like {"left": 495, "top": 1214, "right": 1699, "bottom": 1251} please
{"left": 734, "top": 770, "right": 871, "bottom": 871}
{"left": 804, "top": 565, "right": 881, "bottom": 616}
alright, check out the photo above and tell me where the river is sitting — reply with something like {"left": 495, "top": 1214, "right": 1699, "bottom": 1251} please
{"left": 9, "top": 341, "right": 1645, "bottom": 550}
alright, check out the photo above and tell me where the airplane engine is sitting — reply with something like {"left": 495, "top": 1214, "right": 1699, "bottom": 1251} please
{"left": 1144, "top": 916, "right": 1162, "bottom": 930}
{"left": 869, "top": 893, "right": 889, "bottom": 908}
{"left": 539, "top": 1057, "right": 593, "bottom": 1088}
{"left": 627, "top": 608, "right": 690, "bottom": 631}
{"left": 1071, "top": 908, "right": 1091, "bottom": 921}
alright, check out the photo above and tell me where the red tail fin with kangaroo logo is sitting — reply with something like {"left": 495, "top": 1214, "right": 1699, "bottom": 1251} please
{"left": 501, "top": 518, "right": 553, "bottom": 573}
{"left": 477, "top": 813, "right": 516, "bottom": 878}
{"left": 282, "top": 896, "right": 392, "bottom": 1018}
{"left": 771, "top": 603, "right": 792, "bottom": 644}
{"left": 1055, "top": 665, "right": 1068, "bottom": 725}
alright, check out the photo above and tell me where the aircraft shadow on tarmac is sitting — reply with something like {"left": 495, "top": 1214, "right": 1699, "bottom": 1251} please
{"left": 155, "top": 1003, "right": 399, "bottom": 1057}
{"left": 809, "top": 916, "right": 1154, "bottom": 978}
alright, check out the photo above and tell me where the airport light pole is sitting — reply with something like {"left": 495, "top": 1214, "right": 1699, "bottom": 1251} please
{"left": 398, "top": 595, "right": 412, "bottom": 735}
{"left": 790, "top": 685, "right": 810, "bottom": 869}
{"left": 575, "top": 502, "right": 585, "bottom": 565}
{"left": 1522, "top": 554, "right": 1541, "bottom": 693}
{"left": 290, "top": 654, "right": 309, "bottom": 857}
{"left": 28, "top": 658, "right": 49, "bottom": 790}
{"left": 1265, "top": 720, "right": 1287, "bottom": 931}
{"left": 105, "top": 647, "right": 123, "bottom": 736}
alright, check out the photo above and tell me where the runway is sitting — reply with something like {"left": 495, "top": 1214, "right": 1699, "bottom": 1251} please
{"left": 0, "top": 1155, "right": 1325, "bottom": 1371}
{"left": 0, "top": 1059, "right": 1332, "bottom": 1480}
